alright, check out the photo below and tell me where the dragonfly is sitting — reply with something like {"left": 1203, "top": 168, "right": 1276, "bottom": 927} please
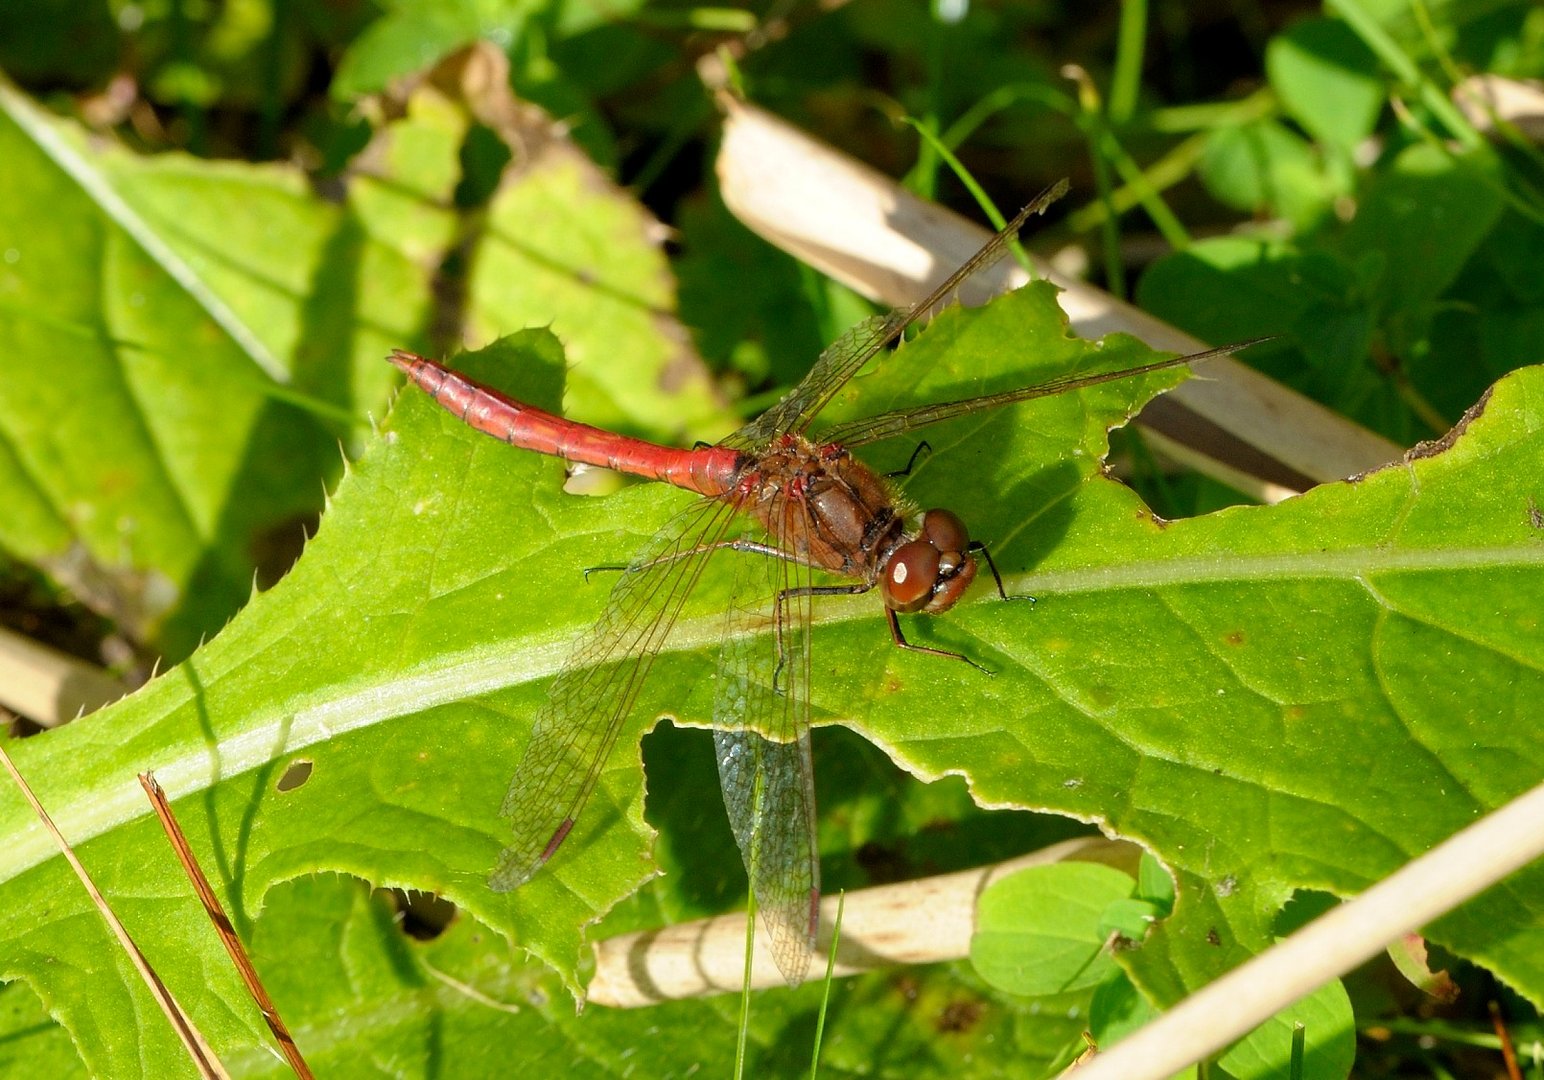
{"left": 390, "top": 179, "right": 1264, "bottom": 985}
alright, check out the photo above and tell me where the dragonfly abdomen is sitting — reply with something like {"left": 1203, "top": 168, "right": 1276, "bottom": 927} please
{"left": 389, "top": 350, "right": 744, "bottom": 497}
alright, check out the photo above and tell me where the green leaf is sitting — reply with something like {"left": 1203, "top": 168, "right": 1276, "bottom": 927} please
{"left": 1199, "top": 119, "right": 1333, "bottom": 225}
{"left": 1478, "top": 207, "right": 1544, "bottom": 306}
{"left": 1216, "top": 978, "right": 1356, "bottom": 1080}
{"left": 972, "top": 863, "right": 1136, "bottom": 996}
{"left": 1088, "top": 975, "right": 1155, "bottom": 1053}
{"left": 0, "top": 82, "right": 430, "bottom": 660}
{"left": 332, "top": 0, "right": 655, "bottom": 102}
{"left": 1267, "top": 17, "right": 1385, "bottom": 152}
{"left": 675, "top": 194, "right": 830, "bottom": 393}
{"left": 1135, "top": 236, "right": 1382, "bottom": 412}
{"left": 1138, "top": 235, "right": 1374, "bottom": 362}
{"left": 0, "top": 973, "right": 79, "bottom": 1075}
{"left": 1338, "top": 143, "right": 1505, "bottom": 319}
{"left": 1099, "top": 897, "right": 1163, "bottom": 941}
{"left": 1132, "top": 892, "right": 1357, "bottom": 1079}
{"left": 3, "top": 206, "right": 1542, "bottom": 1072}
{"left": 331, "top": 3, "right": 485, "bottom": 100}
{"left": 466, "top": 142, "right": 730, "bottom": 444}
{"left": 1136, "top": 852, "right": 1176, "bottom": 913}
{"left": 4, "top": 867, "right": 1058, "bottom": 1078}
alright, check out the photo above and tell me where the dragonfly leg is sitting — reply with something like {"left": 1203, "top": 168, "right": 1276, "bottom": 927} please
{"left": 969, "top": 539, "right": 1036, "bottom": 604}
{"left": 886, "top": 607, "right": 994, "bottom": 675}
{"left": 770, "top": 582, "right": 873, "bottom": 694}
{"left": 886, "top": 440, "right": 933, "bottom": 479}
{"left": 583, "top": 538, "right": 808, "bottom": 581}
{"left": 582, "top": 563, "right": 628, "bottom": 582}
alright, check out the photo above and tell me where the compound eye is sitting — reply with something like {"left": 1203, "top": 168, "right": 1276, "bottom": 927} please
{"left": 921, "top": 509, "right": 969, "bottom": 557}
{"left": 880, "top": 540, "right": 941, "bottom": 613}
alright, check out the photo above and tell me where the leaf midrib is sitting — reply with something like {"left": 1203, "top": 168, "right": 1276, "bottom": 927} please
{"left": 2, "top": 537, "right": 1530, "bottom": 886}
{"left": 1019, "top": 541, "right": 1543, "bottom": 594}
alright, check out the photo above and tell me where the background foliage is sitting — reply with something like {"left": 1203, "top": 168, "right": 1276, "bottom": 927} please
{"left": 1, "top": 0, "right": 1541, "bottom": 1077}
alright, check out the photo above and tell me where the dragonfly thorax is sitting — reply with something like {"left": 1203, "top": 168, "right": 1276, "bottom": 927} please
{"left": 878, "top": 508, "right": 978, "bottom": 614}
{"left": 739, "top": 437, "right": 980, "bottom": 614}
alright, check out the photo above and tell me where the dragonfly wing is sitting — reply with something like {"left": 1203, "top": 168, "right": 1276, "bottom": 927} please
{"left": 819, "top": 337, "right": 1277, "bottom": 448}
{"left": 491, "top": 493, "right": 742, "bottom": 891}
{"left": 714, "top": 727, "right": 818, "bottom": 986}
{"left": 712, "top": 513, "right": 821, "bottom": 985}
{"left": 722, "top": 179, "right": 1070, "bottom": 449}
{"left": 722, "top": 312, "right": 903, "bottom": 450}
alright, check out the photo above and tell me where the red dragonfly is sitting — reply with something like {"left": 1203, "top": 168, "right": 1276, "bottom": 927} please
{"left": 391, "top": 180, "right": 1261, "bottom": 985}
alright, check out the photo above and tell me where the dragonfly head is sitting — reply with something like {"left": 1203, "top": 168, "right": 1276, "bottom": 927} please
{"left": 879, "top": 508, "right": 978, "bottom": 615}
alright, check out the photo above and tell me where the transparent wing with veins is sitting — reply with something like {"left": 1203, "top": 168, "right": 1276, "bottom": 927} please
{"left": 697, "top": 184, "right": 1073, "bottom": 978}
{"left": 493, "top": 476, "right": 824, "bottom": 986}
{"left": 712, "top": 507, "right": 821, "bottom": 985}
{"left": 820, "top": 339, "right": 1274, "bottom": 448}
{"left": 490, "top": 492, "right": 744, "bottom": 892}
{"left": 723, "top": 179, "right": 1070, "bottom": 450}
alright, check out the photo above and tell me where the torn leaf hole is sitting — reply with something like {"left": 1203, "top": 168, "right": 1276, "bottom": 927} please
{"left": 389, "top": 889, "right": 458, "bottom": 940}
{"left": 276, "top": 759, "right": 313, "bottom": 792}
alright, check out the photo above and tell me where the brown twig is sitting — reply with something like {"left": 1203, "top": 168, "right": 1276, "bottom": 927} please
{"left": 0, "top": 626, "right": 125, "bottom": 728}
{"left": 587, "top": 837, "right": 1141, "bottom": 1005}
{"left": 1490, "top": 1000, "right": 1523, "bottom": 1080}
{"left": 1070, "top": 779, "right": 1544, "bottom": 1080}
{"left": 139, "top": 773, "right": 315, "bottom": 1079}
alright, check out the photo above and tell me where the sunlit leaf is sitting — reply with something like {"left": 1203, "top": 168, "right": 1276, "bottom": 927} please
{"left": 0, "top": 82, "right": 430, "bottom": 659}
{"left": 1, "top": 275, "right": 1539, "bottom": 1072}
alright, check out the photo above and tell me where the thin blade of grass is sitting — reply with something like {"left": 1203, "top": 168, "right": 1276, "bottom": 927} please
{"left": 734, "top": 881, "right": 758, "bottom": 1080}
{"left": 809, "top": 890, "right": 845, "bottom": 1080}
{"left": 0, "top": 741, "right": 229, "bottom": 1078}
{"left": 900, "top": 117, "right": 1035, "bottom": 280}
